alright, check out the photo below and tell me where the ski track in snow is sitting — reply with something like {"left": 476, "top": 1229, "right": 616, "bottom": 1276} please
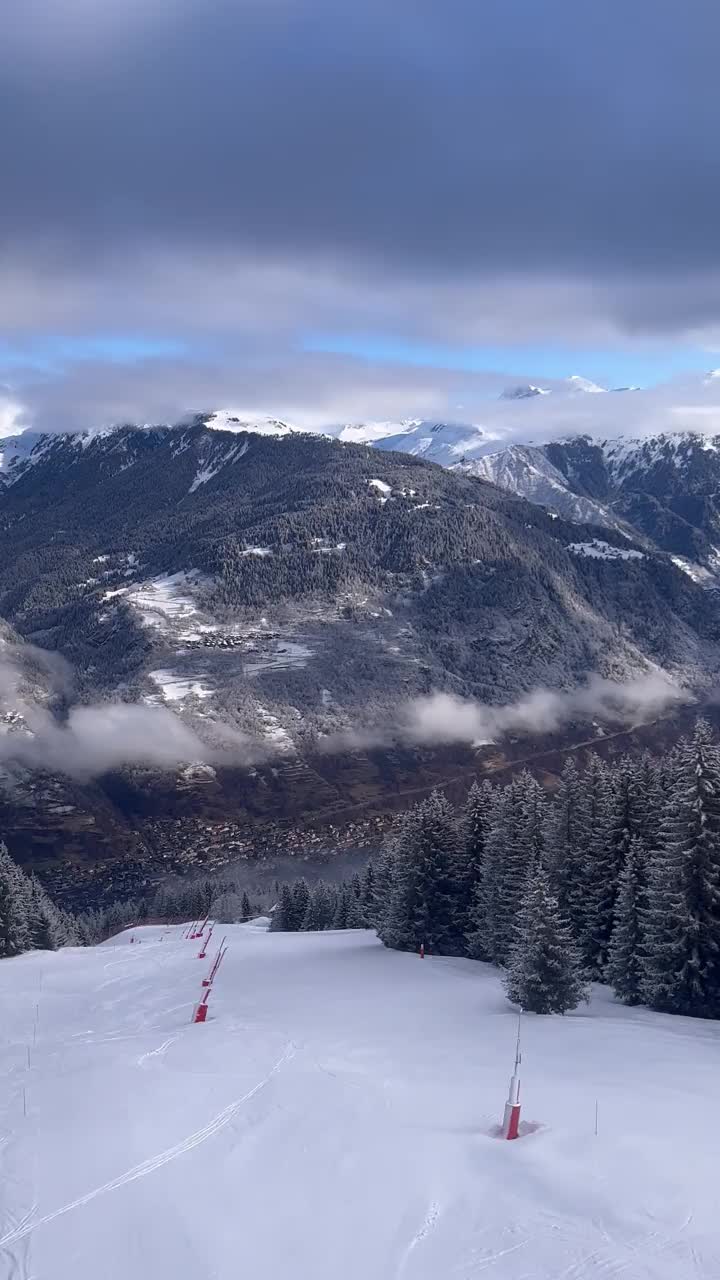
{"left": 137, "top": 1036, "right": 177, "bottom": 1066}
{"left": 396, "top": 1201, "right": 441, "bottom": 1276}
{"left": 0, "top": 1044, "right": 294, "bottom": 1250}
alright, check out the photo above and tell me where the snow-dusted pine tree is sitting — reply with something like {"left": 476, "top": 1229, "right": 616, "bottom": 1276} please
{"left": 240, "top": 891, "right": 252, "bottom": 921}
{"left": 0, "top": 843, "right": 31, "bottom": 958}
{"left": 332, "top": 883, "right": 351, "bottom": 929}
{"left": 606, "top": 835, "right": 646, "bottom": 1004}
{"left": 269, "top": 883, "right": 296, "bottom": 932}
{"left": 378, "top": 792, "right": 461, "bottom": 954}
{"left": 455, "top": 779, "right": 494, "bottom": 945}
{"left": 345, "top": 889, "right": 368, "bottom": 929}
{"left": 473, "top": 773, "right": 542, "bottom": 965}
{"left": 642, "top": 720, "right": 720, "bottom": 1018}
{"left": 546, "top": 758, "right": 591, "bottom": 941}
{"left": 580, "top": 754, "right": 619, "bottom": 975}
{"left": 302, "top": 881, "right": 334, "bottom": 931}
{"left": 370, "top": 829, "right": 401, "bottom": 932}
{"left": 360, "top": 860, "right": 375, "bottom": 920}
{"left": 504, "top": 863, "right": 588, "bottom": 1015}
{"left": 292, "top": 879, "right": 310, "bottom": 929}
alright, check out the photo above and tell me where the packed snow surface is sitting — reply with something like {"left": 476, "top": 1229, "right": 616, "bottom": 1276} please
{"left": 1, "top": 925, "right": 718, "bottom": 1279}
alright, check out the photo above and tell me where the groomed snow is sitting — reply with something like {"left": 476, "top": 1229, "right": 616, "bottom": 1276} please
{"left": 125, "top": 572, "right": 208, "bottom": 631}
{"left": 568, "top": 539, "right": 645, "bottom": 562}
{"left": 148, "top": 669, "right": 213, "bottom": 702}
{"left": 1, "top": 926, "right": 718, "bottom": 1279}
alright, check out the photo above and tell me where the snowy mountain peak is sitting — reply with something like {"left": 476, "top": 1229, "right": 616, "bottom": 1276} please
{"left": 204, "top": 411, "right": 299, "bottom": 437}
{"left": 331, "top": 420, "right": 422, "bottom": 445}
{"left": 499, "top": 384, "right": 551, "bottom": 401}
{"left": 566, "top": 375, "right": 607, "bottom": 394}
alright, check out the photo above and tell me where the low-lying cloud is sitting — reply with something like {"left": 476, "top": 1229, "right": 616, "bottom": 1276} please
{"left": 401, "top": 674, "right": 689, "bottom": 747}
{"left": 0, "top": 644, "right": 693, "bottom": 781}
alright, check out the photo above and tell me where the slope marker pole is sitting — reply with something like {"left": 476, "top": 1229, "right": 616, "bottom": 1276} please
{"left": 502, "top": 1007, "right": 522, "bottom": 1140}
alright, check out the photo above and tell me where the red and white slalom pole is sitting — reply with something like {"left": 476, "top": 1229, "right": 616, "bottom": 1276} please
{"left": 185, "top": 920, "right": 197, "bottom": 940}
{"left": 419, "top": 941, "right": 425, "bottom": 959}
{"left": 198, "top": 923, "right": 214, "bottom": 959}
{"left": 502, "top": 1008, "right": 523, "bottom": 1140}
{"left": 192, "top": 988, "right": 210, "bottom": 1023}
{"left": 193, "top": 912, "right": 210, "bottom": 940}
{"left": 202, "top": 937, "right": 227, "bottom": 988}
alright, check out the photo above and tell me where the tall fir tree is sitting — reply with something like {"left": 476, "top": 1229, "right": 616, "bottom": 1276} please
{"left": 546, "top": 758, "right": 591, "bottom": 941}
{"left": 474, "top": 773, "right": 541, "bottom": 965}
{"left": 345, "top": 889, "right": 368, "bottom": 929}
{"left": 302, "top": 881, "right": 334, "bottom": 931}
{"left": 457, "top": 779, "right": 494, "bottom": 950}
{"left": 0, "top": 843, "right": 31, "bottom": 958}
{"left": 240, "top": 891, "right": 252, "bottom": 922}
{"left": 642, "top": 721, "right": 720, "bottom": 1018}
{"left": 292, "top": 879, "right": 310, "bottom": 929}
{"left": 607, "top": 835, "right": 647, "bottom": 1004}
{"left": 504, "top": 863, "right": 588, "bottom": 1014}
{"left": 269, "top": 883, "right": 296, "bottom": 932}
{"left": 332, "top": 883, "right": 351, "bottom": 929}
{"left": 580, "top": 754, "right": 618, "bottom": 975}
{"left": 378, "top": 792, "right": 461, "bottom": 954}
{"left": 360, "top": 860, "right": 375, "bottom": 920}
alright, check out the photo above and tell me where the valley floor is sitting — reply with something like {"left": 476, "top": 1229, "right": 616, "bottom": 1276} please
{"left": 0, "top": 925, "right": 718, "bottom": 1278}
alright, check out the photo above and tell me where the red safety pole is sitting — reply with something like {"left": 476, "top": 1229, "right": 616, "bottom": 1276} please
{"left": 419, "top": 941, "right": 425, "bottom": 959}
{"left": 192, "top": 989, "right": 211, "bottom": 1024}
{"left": 198, "top": 924, "right": 214, "bottom": 960}
{"left": 502, "top": 1009, "right": 523, "bottom": 1140}
{"left": 202, "top": 938, "right": 227, "bottom": 987}
{"left": 193, "top": 912, "right": 210, "bottom": 940}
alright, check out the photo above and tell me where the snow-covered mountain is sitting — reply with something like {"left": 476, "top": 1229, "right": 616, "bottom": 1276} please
{"left": 455, "top": 445, "right": 626, "bottom": 531}
{"left": 370, "top": 419, "right": 488, "bottom": 465}
{"left": 461, "top": 430, "right": 720, "bottom": 573}
{"left": 204, "top": 411, "right": 300, "bottom": 436}
{"left": 499, "top": 383, "right": 551, "bottom": 400}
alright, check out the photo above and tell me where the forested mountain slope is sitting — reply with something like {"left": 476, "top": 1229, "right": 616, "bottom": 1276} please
{"left": 0, "top": 419, "right": 719, "bottom": 902}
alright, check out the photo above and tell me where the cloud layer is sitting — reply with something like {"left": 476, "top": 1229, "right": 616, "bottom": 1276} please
{"left": 2, "top": 0, "right": 720, "bottom": 427}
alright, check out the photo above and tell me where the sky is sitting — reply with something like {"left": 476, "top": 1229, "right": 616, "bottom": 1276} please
{"left": 2, "top": 0, "right": 720, "bottom": 438}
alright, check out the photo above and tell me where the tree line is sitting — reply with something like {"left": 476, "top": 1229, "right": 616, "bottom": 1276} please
{"left": 355, "top": 720, "right": 720, "bottom": 1017}
{"left": 270, "top": 720, "right": 720, "bottom": 1019}
{"left": 0, "top": 843, "right": 80, "bottom": 957}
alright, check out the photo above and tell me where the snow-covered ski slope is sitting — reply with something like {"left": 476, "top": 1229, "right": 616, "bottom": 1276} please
{"left": 1, "top": 925, "right": 718, "bottom": 1279}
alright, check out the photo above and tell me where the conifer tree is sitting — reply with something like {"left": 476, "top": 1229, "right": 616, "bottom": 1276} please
{"left": 546, "top": 758, "right": 590, "bottom": 939}
{"left": 302, "top": 881, "right": 334, "bottom": 931}
{"left": 642, "top": 721, "right": 720, "bottom": 1017}
{"left": 607, "top": 835, "right": 646, "bottom": 1004}
{"left": 345, "top": 889, "right": 368, "bottom": 928}
{"left": 332, "top": 883, "right": 351, "bottom": 928}
{"left": 240, "top": 891, "right": 252, "bottom": 921}
{"left": 369, "top": 838, "right": 398, "bottom": 932}
{"left": 378, "top": 793, "right": 461, "bottom": 954}
{"left": 473, "top": 773, "right": 539, "bottom": 965}
{"left": 360, "top": 860, "right": 375, "bottom": 920}
{"left": 269, "top": 883, "right": 296, "bottom": 932}
{"left": 580, "top": 754, "right": 618, "bottom": 974}
{"left": 456, "top": 779, "right": 493, "bottom": 946}
{"left": 504, "top": 863, "right": 588, "bottom": 1014}
{"left": 291, "top": 879, "right": 310, "bottom": 929}
{"left": 0, "top": 844, "right": 31, "bottom": 958}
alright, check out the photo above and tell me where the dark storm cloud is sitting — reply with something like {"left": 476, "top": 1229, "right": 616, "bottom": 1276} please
{"left": 2, "top": 0, "right": 719, "bottom": 281}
